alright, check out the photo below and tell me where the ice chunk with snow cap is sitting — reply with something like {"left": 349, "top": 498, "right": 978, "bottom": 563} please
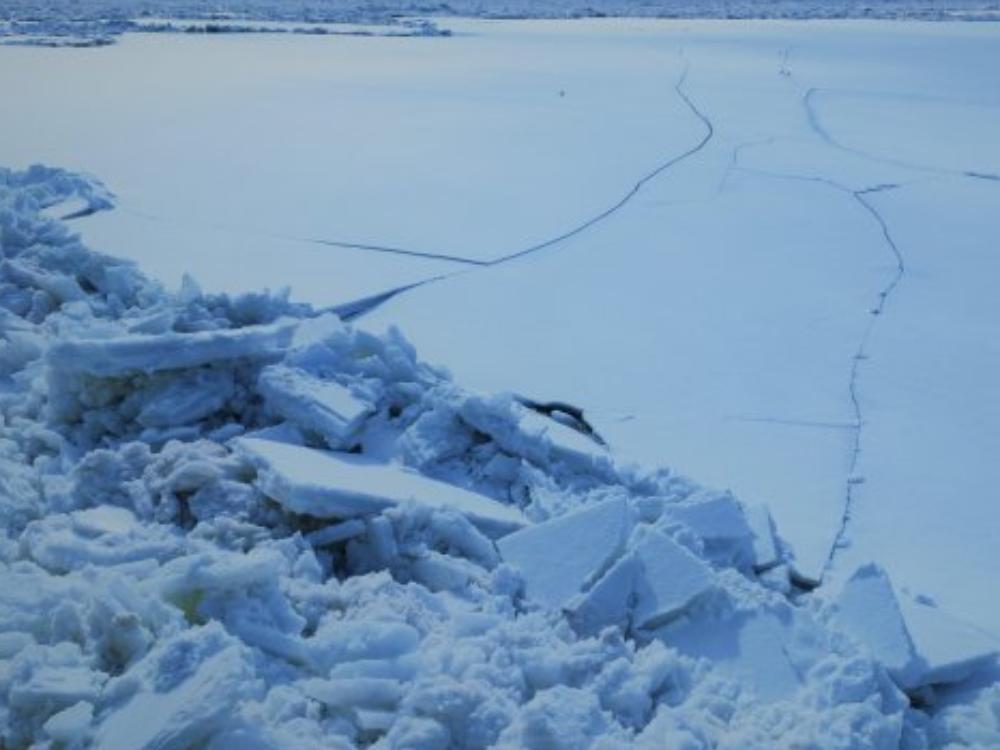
{"left": 258, "top": 364, "right": 373, "bottom": 448}
{"left": 235, "top": 437, "right": 526, "bottom": 537}
{"left": 497, "top": 498, "right": 632, "bottom": 610}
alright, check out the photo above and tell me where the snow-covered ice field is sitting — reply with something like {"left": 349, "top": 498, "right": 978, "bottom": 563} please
{"left": 2, "top": 14, "right": 1000, "bottom": 749}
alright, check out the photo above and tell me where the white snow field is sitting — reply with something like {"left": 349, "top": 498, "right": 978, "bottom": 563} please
{"left": 2, "top": 15, "right": 1000, "bottom": 750}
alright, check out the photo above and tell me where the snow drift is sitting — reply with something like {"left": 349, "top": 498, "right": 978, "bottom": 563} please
{"left": 0, "top": 165, "right": 997, "bottom": 748}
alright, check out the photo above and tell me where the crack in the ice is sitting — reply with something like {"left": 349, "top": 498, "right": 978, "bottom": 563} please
{"left": 309, "top": 237, "right": 488, "bottom": 266}
{"left": 724, "top": 415, "right": 856, "bottom": 431}
{"left": 334, "top": 56, "right": 716, "bottom": 318}
{"left": 488, "top": 59, "right": 714, "bottom": 265}
{"left": 805, "top": 88, "right": 1000, "bottom": 183}
{"left": 732, "top": 158, "right": 906, "bottom": 580}
{"left": 89, "top": 59, "right": 714, "bottom": 300}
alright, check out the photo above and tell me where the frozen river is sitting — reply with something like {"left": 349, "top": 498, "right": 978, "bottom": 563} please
{"left": 3, "top": 18, "right": 999, "bottom": 637}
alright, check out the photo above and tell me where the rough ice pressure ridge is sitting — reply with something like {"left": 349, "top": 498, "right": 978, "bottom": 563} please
{"left": 1, "top": 166, "right": 998, "bottom": 749}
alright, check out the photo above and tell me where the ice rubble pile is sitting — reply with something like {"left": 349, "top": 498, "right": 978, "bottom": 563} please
{"left": 0, "top": 165, "right": 997, "bottom": 749}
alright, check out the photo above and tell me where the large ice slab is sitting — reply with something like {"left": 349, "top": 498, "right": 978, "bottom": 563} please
{"left": 48, "top": 319, "right": 298, "bottom": 376}
{"left": 235, "top": 437, "right": 526, "bottom": 537}
{"left": 496, "top": 497, "right": 632, "bottom": 609}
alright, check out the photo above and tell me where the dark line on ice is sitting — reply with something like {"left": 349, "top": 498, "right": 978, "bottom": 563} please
{"left": 488, "top": 61, "right": 714, "bottom": 266}
{"left": 309, "top": 238, "right": 488, "bottom": 266}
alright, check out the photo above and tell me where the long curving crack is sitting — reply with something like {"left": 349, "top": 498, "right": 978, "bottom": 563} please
{"left": 328, "top": 56, "right": 715, "bottom": 317}
{"left": 804, "top": 87, "right": 1000, "bottom": 183}
{"left": 731, "top": 160, "right": 905, "bottom": 580}
{"left": 488, "top": 60, "right": 714, "bottom": 265}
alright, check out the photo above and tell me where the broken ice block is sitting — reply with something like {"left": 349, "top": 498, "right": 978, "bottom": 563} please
{"left": 235, "top": 437, "right": 526, "bottom": 538}
{"left": 661, "top": 491, "right": 755, "bottom": 568}
{"left": 496, "top": 498, "right": 632, "bottom": 609}
{"left": 565, "top": 553, "right": 638, "bottom": 636}
{"left": 632, "top": 528, "right": 714, "bottom": 630}
{"left": 48, "top": 318, "right": 299, "bottom": 376}
{"left": 258, "top": 365, "right": 372, "bottom": 447}
{"left": 833, "top": 564, "right": 923, "bottom": 688}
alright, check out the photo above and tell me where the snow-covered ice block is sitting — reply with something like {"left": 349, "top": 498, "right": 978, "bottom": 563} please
{"left": 833, "top": 563, "right": 923, "bottom": 689}
{"left": 47, "top": 318, "right": 299, "bottom": 376}
{"left": 632, "top": 528, "right": 715, "bottom": 630}
{"left": 514, "top": 407, "right": 609, "bottom": 466}
{"left": 258, "top": 365, "right": 373, "bottom": 448}
{"left": 235, "top": 437, "right": 526, "bottom": 537}
{"left": 496, "top": 498, "right": 632, "bottom": 610}
{"left": 459, "top": 397, "right": 611, "bottom": 474}
{"left": 93, "top": 625, "right": 256, "bottom": 750}
{"left": 899, "top": 595, "right": 998, "bottom": 687}
{"left": 661, "top": 491, "right": 755, "bottom": 568}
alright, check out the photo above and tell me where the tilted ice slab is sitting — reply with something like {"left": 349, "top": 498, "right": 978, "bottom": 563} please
{"left": 497, "top": 497, "right": 633, "bottom": 610}
{"left": 257, "top": 364, "right": 373, "bottom": 449}
{"left": 235, "top": 436, "right": 527, "bottom": 537}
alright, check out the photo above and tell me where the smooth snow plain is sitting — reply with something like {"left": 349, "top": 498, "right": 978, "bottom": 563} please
{"left": 2, "top": 16, "right": 1000, "bottom": 748}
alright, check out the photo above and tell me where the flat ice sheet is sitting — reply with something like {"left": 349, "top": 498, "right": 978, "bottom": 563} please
{"left": 0, "top": 23, "right": 703, "bottom": 271}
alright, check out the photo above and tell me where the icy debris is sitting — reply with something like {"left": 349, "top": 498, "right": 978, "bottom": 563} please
{"left": 258, "top": 364, "right": 373, "bottom": 448}
{"left": 235, "top": 436, "right": 527, "bottom": 537}
{"left": 497, "top": 497, "right": 632, "bottom": 609}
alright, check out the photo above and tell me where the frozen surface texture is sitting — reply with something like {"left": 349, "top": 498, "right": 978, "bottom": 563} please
{"left": 1, "top": 166, "right": 997, "bottom": 748}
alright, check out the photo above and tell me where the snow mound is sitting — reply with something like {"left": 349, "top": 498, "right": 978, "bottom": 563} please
{"left": 1, "top": 165, "right": 997, "bottom": 748}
